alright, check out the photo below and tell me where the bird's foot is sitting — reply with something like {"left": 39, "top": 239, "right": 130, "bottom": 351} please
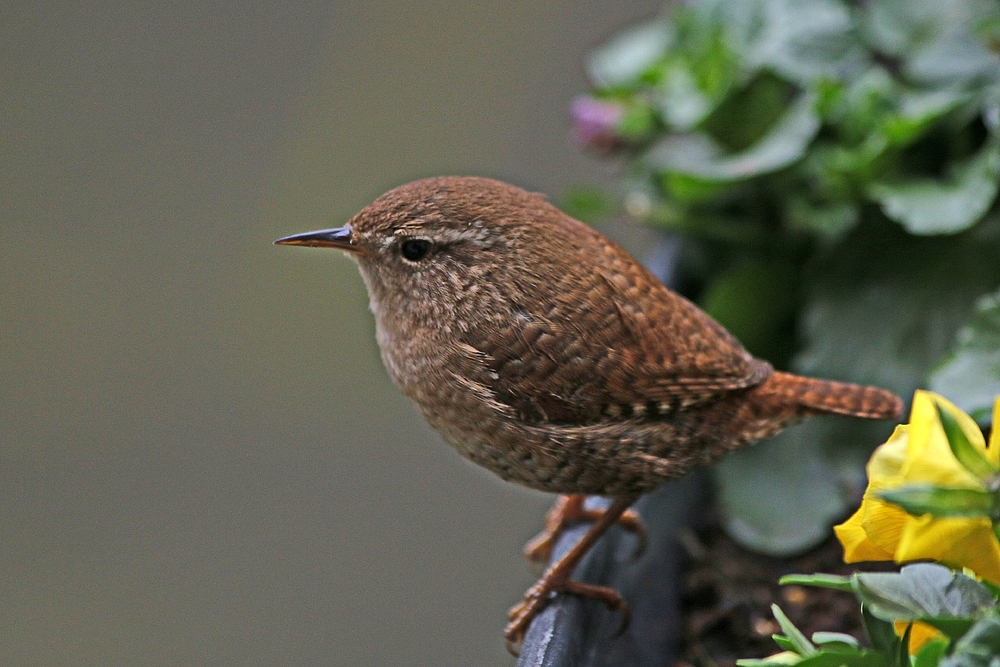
{"left": 506, "top": 495, "right": 639, "bottom": 655}
{"left": 524, "top": 494, "right": 646, "bottom": 570}
{"left": 504, "top": 575, "right": 628, "bottom": 655}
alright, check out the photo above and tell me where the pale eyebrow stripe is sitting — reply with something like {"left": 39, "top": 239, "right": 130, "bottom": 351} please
{"left": 390, "top": 227, "right": 493, "bottom": 244}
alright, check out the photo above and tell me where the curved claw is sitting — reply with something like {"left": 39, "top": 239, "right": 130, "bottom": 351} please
{"left": 563, "top": 580, "right": 631, "bottom": 637}
{"left": 523, "top": 495, "right": 584, "bottom": 570}
{"left": 523, "top": 532, "right": 558, "bottom": 573}
{"left": 613, "top": 596, "right": 632, "bottom": 638}
{"left": 504, "top": 578, "right": 632, "bottom": 655}
{"left": 505, "top": 634, "right": 522, "bottom": 657}
{"left": 504, "top": 580, "right": 555, "bottom": 655}
{"left": 524, "top": 495, "right": 647, "bottom": 569}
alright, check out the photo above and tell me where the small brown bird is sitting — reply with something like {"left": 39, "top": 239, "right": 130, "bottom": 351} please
{"left": 275, "top": 176, "right": 902, "bottom": 651}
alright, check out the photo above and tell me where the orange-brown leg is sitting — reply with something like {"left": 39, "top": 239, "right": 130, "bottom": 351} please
{"left": 524, "top": 494, "right": 647, "bottom": 569}
{"left": 505, "top": 495, "right": 639, "bottom": 655}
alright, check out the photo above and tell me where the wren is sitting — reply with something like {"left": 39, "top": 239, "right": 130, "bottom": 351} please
{"left": 275, "top": 176, "right": 903, "bottom": 651}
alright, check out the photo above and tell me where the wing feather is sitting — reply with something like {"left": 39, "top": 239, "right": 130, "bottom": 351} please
{"left": 458, "top": 234, "right": 772, "bottom": 425}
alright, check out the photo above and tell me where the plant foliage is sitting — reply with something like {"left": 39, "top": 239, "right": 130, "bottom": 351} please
{"left": 572, "top": 0, "right": 1000, "bottom": 554}
{"left": 747, "top": 565, "right": 1000, "bottom": 667}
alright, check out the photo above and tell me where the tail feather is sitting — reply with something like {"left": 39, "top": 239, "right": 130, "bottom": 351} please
{"left": 758, "top": 371, "right": 903, "bottom": 421}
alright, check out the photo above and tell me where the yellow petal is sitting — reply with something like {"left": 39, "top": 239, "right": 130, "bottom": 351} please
{"left": 896, "top": 514, "right": 1000, "bottom": 585}
{"left": 860, "top": 495, "right": 910, "bottom": 556}
{"left": 837, "top": 391, "right": 1000, "bottom": 579}
{"left": 835, "top": 505, "right": 895, "bottom": 562}
{"left": 866, "top": 425, "right": 908, "bottom": 486}
{"left": 893, "top": 620, "right": 944, "bottom": 654}
{"left": 835, "top": 425, "right": 909, "bottom": 561}
{"left": 903, "top": 392, "right": 981, "bottom": 487}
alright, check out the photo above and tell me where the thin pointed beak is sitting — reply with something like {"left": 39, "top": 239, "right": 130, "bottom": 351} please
{"left": 273, "top": 225, "right": 359, "bottom": 252}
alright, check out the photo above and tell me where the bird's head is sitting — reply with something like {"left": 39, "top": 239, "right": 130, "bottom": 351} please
{"left": 274, "top": 176, "right": 592, "bottom": 331}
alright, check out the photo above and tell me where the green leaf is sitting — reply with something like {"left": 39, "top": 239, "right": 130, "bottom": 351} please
{"left": 738, "top": 655, "right": 804, "bottom": 667}
{"left": 912, "top": 638, "right": 949, "bottom": 667}
{"left": 812, "top": 632, "right": 862, "bottom": 650}
{"left": 817, "top": 134, "right": 890, "bottom": 184}
{"left": 796, "top": 651, "right": 889, "bottom": 667}
{"left": 772, "top": 604, "right": 818, "bottom": 657}
{"left": 780, "top": 573, "right": 855, "bottom": 592}
{"left": 859, "top": 0, "right": 925, "bottom": 56}
{"left": 699, "top": 260, "right": 799, "bottom": 364}
{"left": 617, "top": 102, "right": 657, "bottom": 141}
{"left": 940, "top": 616, "right": 1000, "bottom": 667}
{"left": 702, "top": 72, "right": 796, "bottom": 152}
{"left": 934, "top": 401, "right": 998, "bottom": 479}
{"left": 685, "top": 23, "right": 739, "bottom": 103}
{"left": 795, "top": 220, "right": 1000, "bottom": 402}
{"left": 877, "top": 484, "right": 996, "bottom": 518}
{"left": 895, "top": 622, "right": 912, "bottom": 667}
{"left": 860, "top": 0, "right": 1000, "bottom": 85}
{"left": 977, "top": 577, "right": 1000, "bottom": 598}
{"left": 853, "top": 564, "right": 995, "bottom": 622}
{"left": 737, "top": 0, "right": 865, "bottom": 85}
{"left": 978, "top": 15, "right": 1000, "bottom": 50}
{"left": 717, "top": 420, "right": 853, "bottom": 555}
{"left": 588, "top": 19, "right": 672, "bottom": 88}
{"left": 647, "top": 92, "right": 820, "bottom": 182}
{"left": 905, "top": 23, "right": 1000, "bottom": 87}
{"left": 655, "top": 61, "right": 714, "bottom": 131}
{"left": 816, "top": 148, "right": 873, "bottom": 195}
{"left": 881, "top": 89, "right": 971, "bottom": 147}
{"left": 828, "top": 67, "right": 898, "bottom": 143}
{"left": 785, "top": 197, "right": 860, "bottom": 242}
{"left": 659, "top": 172, "right": 731, "bottom": 203}
{"left": 929, "top": 287, "right": 1000, "bottom": 424}
{"left": 867, "top": 140, "right": 1000, "bottom": 236}
{"left": 774, "top": 635, "right": 801, "bottom": 652}
{"left": 862, "top": 604, "right": 900, "bottom": 657}
{"left": 923, "top": 617, "right": 978, "bottom": 642}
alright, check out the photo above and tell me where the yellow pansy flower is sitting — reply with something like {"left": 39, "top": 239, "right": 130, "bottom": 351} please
{"left": 835, "top": 391, "right": 1000, "bottom": 584}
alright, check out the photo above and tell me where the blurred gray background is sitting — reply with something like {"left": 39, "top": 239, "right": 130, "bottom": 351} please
{"left": 0, "top": 2, "right": 662, "bottom": 665}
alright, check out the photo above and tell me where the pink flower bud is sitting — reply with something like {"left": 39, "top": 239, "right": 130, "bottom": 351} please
{"left": 570, "top": 95, "right": 625, "bottom": 152}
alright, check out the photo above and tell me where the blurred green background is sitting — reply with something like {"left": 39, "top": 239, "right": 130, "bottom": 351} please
{"left": 0, "top": 2, "right": 661, "bottom": 665}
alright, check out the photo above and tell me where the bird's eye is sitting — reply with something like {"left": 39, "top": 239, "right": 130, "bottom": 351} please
{"left": 400, "top": 239, "right": 432, "bottom": 262}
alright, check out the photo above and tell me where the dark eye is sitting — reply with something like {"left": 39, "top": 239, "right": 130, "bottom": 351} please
{"left": 400, "top": 239, "right": 432, "bottom": 261}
